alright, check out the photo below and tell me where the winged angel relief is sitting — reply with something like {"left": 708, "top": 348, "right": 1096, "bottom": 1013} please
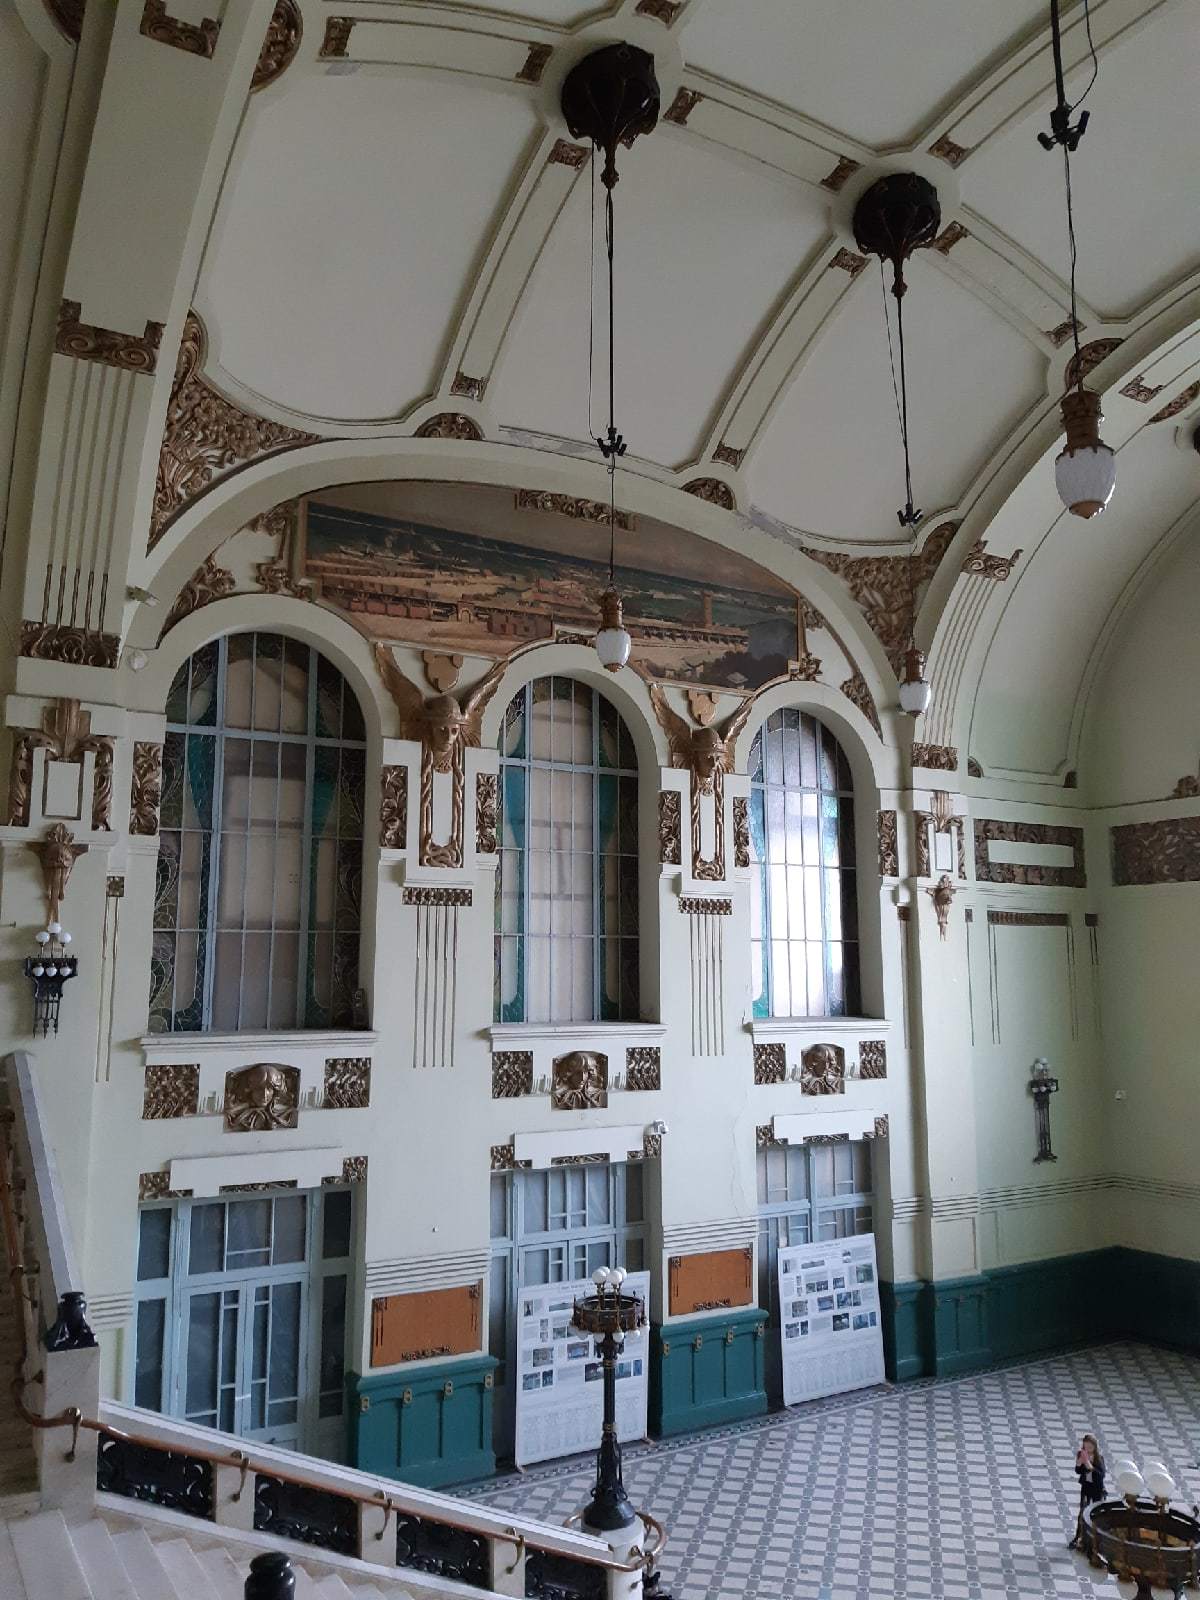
{"left": 374, "top": 645, "right": 507, "bottom": 868}
{"left": 648, "top": 683, "right": 757, "bottom": 881}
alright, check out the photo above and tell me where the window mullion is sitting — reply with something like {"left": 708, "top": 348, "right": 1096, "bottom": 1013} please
{"left": 202, "top": 640, "right": 229, "bottom": 1029}
{"left": 296, "top": 648, "right": 319, "bottom": 1027}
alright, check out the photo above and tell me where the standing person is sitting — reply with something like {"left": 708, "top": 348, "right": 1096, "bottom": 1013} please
{"left": 1069, "top": 1433, "right": 1106, "bottom": 1550}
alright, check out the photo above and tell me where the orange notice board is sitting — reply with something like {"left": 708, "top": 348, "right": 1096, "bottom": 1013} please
{"left": 370, "top": 1281, "right": 482, "bottom": 1368}
{"left": 667, "top": 1247, "right": 753, "bottom": 1316}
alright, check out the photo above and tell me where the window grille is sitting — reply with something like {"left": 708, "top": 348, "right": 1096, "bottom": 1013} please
{"left": 150, "top": 633, "right": 365, "bottom": 1032}
{"left": 494, "top": 677, "right": 639, "bottom": 1023}
{"left": 756, "top": 1140, "right": 873, "bottom": 1317}
{"left": 748, "top": 708, "right": 860, "bottom": 1018}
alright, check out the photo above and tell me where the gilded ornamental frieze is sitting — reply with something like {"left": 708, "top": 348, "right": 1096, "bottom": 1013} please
{"left": 150, "top": 313, "right": 317, "bottom": 550}
{"left": 802, "top": 522, "right": 957, "bottom": 673}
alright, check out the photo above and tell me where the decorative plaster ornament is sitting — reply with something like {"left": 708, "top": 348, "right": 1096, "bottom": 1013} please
{"left": 373, "top": 646, "right": 507, "bottom": 868}
{"left": 926, "top": 874, "right": 956, "bottom": 939}
{"left": 224, "top": 1063, "right": 300, "bottom": 1133}
{"left": 28, "top": 824, "right": 88, "bottom": 927}
{"left": 800, "top": 1043, "right": 845, "bottom": 1095}
{"left": 551, "top": 1051, "right": 608, "bottom": 1111}
{"left": 649, "top": 683, "right": 758, "bottom": 882}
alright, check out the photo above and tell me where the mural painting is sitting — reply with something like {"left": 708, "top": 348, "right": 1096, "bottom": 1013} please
{"left": 301, "top": 490, "right": 802, "bottom": 692}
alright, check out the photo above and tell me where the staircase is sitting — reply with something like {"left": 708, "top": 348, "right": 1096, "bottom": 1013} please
{"left": 0, "top": 1277, "right": 36, "bottom": 1496}
{"left": 0, "top": 1507, "right": 432, "bottom": 1599}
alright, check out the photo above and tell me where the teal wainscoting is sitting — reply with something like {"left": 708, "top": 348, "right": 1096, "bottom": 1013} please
{"left": 1110, "top": 1247, "right": 1200, "bottom": 1353}
{"left": 883, "top": 1249, "right": 1200, "bottom": 1382}
{"left": 986, "top": 1250, "right": 1116, "bottom": 1362}
{"left": 347, "top": 1353, "right": 497, "bottom": 1489}
{"left": 879, "top": 1279, "right": 930, "bottom": 1382}
{"left": 650, "top": 1308, "right": 768, "bottom": 1437}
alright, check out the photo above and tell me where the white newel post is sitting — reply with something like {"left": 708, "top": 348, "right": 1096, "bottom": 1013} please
{"left": 36, "top": 1345, "right": 101, "bottom": 1517}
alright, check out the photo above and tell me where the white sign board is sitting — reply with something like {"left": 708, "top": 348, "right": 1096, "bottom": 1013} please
{"left": 777, "top": 1235, "right": 885, "bottom": 1407}
{"left": 514, "top": 1271, "right": 650, "bottom": 1468}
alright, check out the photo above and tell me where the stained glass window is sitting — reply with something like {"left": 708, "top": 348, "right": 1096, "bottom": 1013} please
{"left": 748, "top": 708, "right": 860, "bottom": 1018}
{"left": 494, "top": 677, "right": 639, "bottom": 1023}
{"left": 150, "top": 633, "right": 365, "bottom": 1032}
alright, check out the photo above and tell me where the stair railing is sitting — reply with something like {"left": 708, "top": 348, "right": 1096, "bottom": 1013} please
{"left": 0, "top": 1053, "right": 663, "bottom": 1598}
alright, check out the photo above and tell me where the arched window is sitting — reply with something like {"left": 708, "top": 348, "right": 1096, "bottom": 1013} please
{"left": 749, "top": 708, "right": 859, "bottom": 1018}
{"left": 494, "top": 677, "right": 639, "bottom": 1024}
{"left": 150, "top": 632, "right": 366, "bottom": 1033}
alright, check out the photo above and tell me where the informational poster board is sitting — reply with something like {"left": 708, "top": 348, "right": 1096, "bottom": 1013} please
{"left": 514, "top": 1271, "right": 650, "bottom": 1468}
{"left": 777, "top": 1235, "right": 885, "bottom": 1407}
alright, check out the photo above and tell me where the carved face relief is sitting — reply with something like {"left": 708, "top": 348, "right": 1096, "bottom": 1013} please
{"left": 690, "top": 727, "right": 724, "bottom": 795}
{"left": 225, "top": 1063, "right": 299, "bottom": 1132}
{"left": 423, "top": 694, "right": 466, "bottom": 772}
{"left": 800, "top": 1043, "right": 844, "bottom": 1096}
{"left": 551, "top": 1050, "right": 608, "bottom": 1111}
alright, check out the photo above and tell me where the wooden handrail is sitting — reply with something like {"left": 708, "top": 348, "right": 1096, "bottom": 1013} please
{"left": 0, "top": 1113, "right": 661, "bottom": 1578}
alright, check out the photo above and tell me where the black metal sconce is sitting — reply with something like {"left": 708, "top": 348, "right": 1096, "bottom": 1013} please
{"left": 24, "top": 928, "right": 78, "bottom": 1037}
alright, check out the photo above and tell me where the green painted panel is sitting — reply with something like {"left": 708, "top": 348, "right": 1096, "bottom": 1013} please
{"left": 650, "top": 1309, "right": 768, "bottom": 1438}
{"left": 879, "top": 1280, "right": 929, "bottom": 1381}
{"left": 348, "top": 1354, "right": 497, "bottom": 1490}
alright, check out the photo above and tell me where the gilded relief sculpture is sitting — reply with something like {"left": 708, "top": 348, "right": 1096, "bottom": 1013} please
{"left": 28, "top": 823, "right": 88, "bottom": 927}
{"left": 373, "top": 645, "right": 508, "bottom": 868}
{"left": 648, "top": 683, "right": 757, "bottom": 881}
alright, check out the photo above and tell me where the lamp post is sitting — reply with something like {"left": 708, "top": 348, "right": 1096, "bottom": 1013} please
{"left": 571, "top": 1265, "right": 645, "bottom": 1532}
{"left": 1082, "top": 1459, "right": 1200, "bottom": 1595}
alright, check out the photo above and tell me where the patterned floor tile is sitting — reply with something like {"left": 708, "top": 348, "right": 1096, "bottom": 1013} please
{"left": 457, "top": 1342, "right": 1200, "bottom": 1598}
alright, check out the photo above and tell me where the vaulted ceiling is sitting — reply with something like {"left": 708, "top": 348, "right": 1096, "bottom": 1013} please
{"left": 3, "top": 0, "right": 1199, "bottom": 786}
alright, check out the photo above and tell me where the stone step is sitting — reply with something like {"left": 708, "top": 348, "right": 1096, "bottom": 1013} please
{"left": 192, "top": 1540, "right": 246, "bottom": 1599}
{"left": 68, "top": 1517, "right": 139, "bottom": 1600}
{"left": 111, "top": 1525, "right": 186, "bottom": 1600}
{"left": 9, "top": 1509, "right": 91, "bottom": 1600}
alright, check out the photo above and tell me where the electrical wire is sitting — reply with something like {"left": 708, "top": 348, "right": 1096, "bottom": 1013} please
{"left": 1070, "top": 0, "right": 1099, "bottom": 115}
{"left": 879, "top": 261, "right": 919, "bottom": 646}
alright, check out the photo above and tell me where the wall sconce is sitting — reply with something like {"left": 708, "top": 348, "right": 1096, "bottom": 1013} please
{"left": 24, "top": 923, "right": 78, "bottom": 1036}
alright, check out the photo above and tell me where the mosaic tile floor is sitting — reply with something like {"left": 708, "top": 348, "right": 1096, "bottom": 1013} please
{"left": 460, "top": 1343, "right": 1200, "bottom": 1599}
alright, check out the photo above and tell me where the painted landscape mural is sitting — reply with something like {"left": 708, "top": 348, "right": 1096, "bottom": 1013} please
{"left": 302, "top": 489, "right": 802, "bottom": 692}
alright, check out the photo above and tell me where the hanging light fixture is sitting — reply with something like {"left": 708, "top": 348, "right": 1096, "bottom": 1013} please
{"left": 853, "top": 172, "right": 941, "bottom": 717}
{"left": 560, "top": 43, "right": 659, "bottom": 672}
{"left": 1039, "top": 0, "right": 1114, "bottom": 518}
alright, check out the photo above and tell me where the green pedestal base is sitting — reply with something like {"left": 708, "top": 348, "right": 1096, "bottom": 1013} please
{"left": 348, "top": 1353, "right": 497, "bottom": 1490}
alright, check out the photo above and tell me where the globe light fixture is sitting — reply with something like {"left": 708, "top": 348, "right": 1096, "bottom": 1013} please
{"left": 898, "top": 646, "right": 933, "bottom": 718}
{"left": 1056, "top": 389, "right": 1116, "bottom": 518}
{"left": 852, "top": 173, "right": 942, "bottom": 720}
{"left": 594, "top": 587, "right": 631, "bottom": 673}
{"left": 561, "top": 43, "right": 660, "bottom": 677}
{"left": 1039, "top": 0, "right": 1115, "bottom": 518}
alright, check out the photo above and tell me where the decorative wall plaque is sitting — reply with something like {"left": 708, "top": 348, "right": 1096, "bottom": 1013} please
{"left": 625, "top": 1047, "right": 661, "bottom": 1091}
{"left": 877, "top": 810, "right": 899, "bottom": 877}
{"left": 323, "top": 1057, "right": 371, "bottom": 1110}
{"left": 753, "top": 1042, "right": 786, "bottom": 1085}
{"left": 926, "top": 874, "right": 956, "bottom": 938}
{"left": 18, "top": 623, "right": 120, "bottom": 669}
{"left": 129, "top": 742, "right": 164, "bottom": 837}
{"left": 379, "top": 765, "right": 408, "bottom": 850}
{"left": 1111, "top": 815, "right": 1200, "bottom": 885}
{"left": 28, "top": 824, "right": 87, "bottom": 926}
{"left": 800, "top": 1043, "right": 845, "bottom": 1095}
{"left": 492, "top": 1052, "right": 534, "bottom": 1098}
{"left": 224, "top": 1064, "right": 300, "bottom": 1132}
{"left": 974, "top": 818, "right": 1086, "bottom": 888}
{"left": 476, "top": 772, "right": 499, "bottom": 855}
{"left": 6, "top": 698, "right": 113, "bottom": 828}
{"left": 551, "top": 1051, "right": 608, "bottom": 1110}
{"left": 142, "top": 1064, "right": 199, "bottom": 1120}
{"left": 858, "top": 1041, "right": 887, "bottom": 1080}
{"left": 371, "top": 1282, "right": 481, "bottom": 1367}
{"left": 912, "top": 742, "right": 959, "bottom": 772}
{"left": 667, "top": 1248, "right": 752, "bottom": 1316}
{"left": 658, "top": 790, "right": 682, "bottom": 866}
{"left": 415, "top": 413, "right": 482, "bottom": 441}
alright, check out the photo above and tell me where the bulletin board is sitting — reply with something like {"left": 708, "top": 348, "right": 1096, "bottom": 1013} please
{"left": 776, "top": 1235, "right": 885, "bottom": 1406}
{"left": 514, "top": 1270, "right": 651, "bottom": 1468}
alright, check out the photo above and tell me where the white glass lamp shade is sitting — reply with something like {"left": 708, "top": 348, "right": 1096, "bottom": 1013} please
{"left": 1143, "top": 1462, "right": 1176, "bottom": 1501}
{"left": 1057, "top": 389, "right": 1116, "bottom": 518}
{"left": 34, "top": 931, "right": 49, "bottom": 945}
{"left": 1116, "top": 1465, "right": 1146, "bottom": 1500}
{"left": 592, "top": 1267, "right": 608, "bottom": 1287}
{"left": 898, "top": 676, "right": 933, "bottom": 716}
{"left": 32, "top": 965, "right": 44, "bottom": 978}
{"left": 47, "top": 920, "right": 61, "bottom": 936}
{"left": 595, "top": 588, "right": 631, "bottom": 673}
{"left": 899, "top": 645, "right": 932, "bottom": 717}
{"left": 59, "top": 931, "right": 72, "bottom": 945}
{"left": 612, "top": 1267, "right": 627, "bottom": 1287}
